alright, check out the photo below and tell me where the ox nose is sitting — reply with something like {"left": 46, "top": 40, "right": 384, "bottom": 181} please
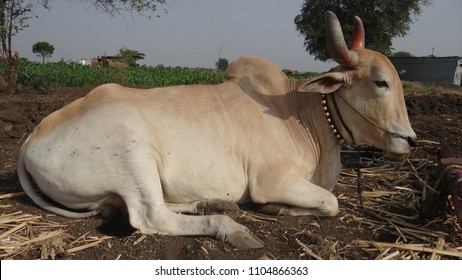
{"left": 406, "top": 136, "right": 417, "bottom": 149}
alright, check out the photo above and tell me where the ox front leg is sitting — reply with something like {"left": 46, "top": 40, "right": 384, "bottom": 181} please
{"left": 251, "top": 175, "right": 339, "bottom": 217}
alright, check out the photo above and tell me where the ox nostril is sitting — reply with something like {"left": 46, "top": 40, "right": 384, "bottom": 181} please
{"left": 406, "top": 136, "right": 417, "bottom": 148}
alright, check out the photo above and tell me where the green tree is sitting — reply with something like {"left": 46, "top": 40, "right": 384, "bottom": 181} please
{"left": 118, "top": 47, "right": 145, "bottom": 67}
{"left": 0, "top": 0, "right": 35, "bottom": 88}
{"left": 294, "top": 0, "right": 432, "bottom": 61}
{"left": 0, "top": 0, "right": 167, "bottom": 88}
{"left": 32, "top": 41, "right": 54, "bottom": 64}
{"left": 215, "top": 58, "right": 229, "bottom": 71}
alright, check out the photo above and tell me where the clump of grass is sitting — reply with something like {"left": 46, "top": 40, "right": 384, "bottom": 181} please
{"left": 402, "top": 81, "right": 432, "bottom": 94}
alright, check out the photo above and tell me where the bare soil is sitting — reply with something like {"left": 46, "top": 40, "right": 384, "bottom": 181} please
{"left": 1, "top": 86, "right": 461, "bottom": 260}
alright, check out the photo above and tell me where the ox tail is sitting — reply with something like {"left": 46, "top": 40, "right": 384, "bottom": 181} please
{"left": 17, "top": 138, "right": 98, "bottom": 219}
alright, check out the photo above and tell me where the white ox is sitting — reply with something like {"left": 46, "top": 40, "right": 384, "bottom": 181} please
{"left": 18, "top": 12, "right": 416, "bottom": 249}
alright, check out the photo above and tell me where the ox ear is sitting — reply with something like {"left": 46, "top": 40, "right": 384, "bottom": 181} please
{"left": 298, "top": 72, "right": 347, "bottom": 94}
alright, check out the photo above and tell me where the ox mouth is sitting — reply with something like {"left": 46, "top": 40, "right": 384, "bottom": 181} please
{"left": 363, "top": 139, "right": 416, "bottom": 162}
{"left": 357, "top": 133, "right": 416, "bottom": 159}
{"left": 383, "top": 134, "right": 417, "bottom": 159}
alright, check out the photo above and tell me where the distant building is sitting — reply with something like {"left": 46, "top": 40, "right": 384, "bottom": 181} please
{"left": 388, "top": 56, "right": 462, "bottom": 86}
{"left": 77, "top": 59, "right": 89, "bottom": 66}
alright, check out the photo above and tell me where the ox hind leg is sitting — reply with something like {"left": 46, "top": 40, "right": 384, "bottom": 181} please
{"left": 116, "top": 160, "right": 263, "bottom": 250}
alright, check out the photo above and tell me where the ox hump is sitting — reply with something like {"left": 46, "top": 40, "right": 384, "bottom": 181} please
{"left": 226, "top": 56, "right": 288, "bottom": 94}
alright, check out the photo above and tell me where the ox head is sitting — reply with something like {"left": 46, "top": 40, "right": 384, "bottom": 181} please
{"left": 298, "top": 11, "right": 417, "bottom": 156}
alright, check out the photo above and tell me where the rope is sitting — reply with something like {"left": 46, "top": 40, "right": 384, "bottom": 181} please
{"left": 336, "top": 92, "right": 410, "bottom": 141}
{"left": 356, "top": 145, "right": 364, "bottom": 208}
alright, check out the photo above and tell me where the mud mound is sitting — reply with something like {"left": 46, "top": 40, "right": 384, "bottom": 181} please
{"left": 406, "top": 93, "right": 462, "bottom": 116}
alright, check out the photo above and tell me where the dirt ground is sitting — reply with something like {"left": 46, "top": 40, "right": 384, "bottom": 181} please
{"left": 0, "top": 86, "right": 461, "bottom": 260}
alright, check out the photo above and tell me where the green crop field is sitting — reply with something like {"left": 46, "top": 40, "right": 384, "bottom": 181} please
{"left": 1, "top": 59, "right": 317, "bottom": 92}
{"left": 13, "top": 59, "right": 227, "bottom": 89}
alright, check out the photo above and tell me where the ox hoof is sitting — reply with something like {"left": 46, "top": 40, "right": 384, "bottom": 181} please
{"left": 197, "top": 199, "right": 239, "bottom": 215}
{"left": 255, "top": 203, "right": 286, "bottom": 216}
{"left": 226, "top": 231, "right": 265, "bottom": 250}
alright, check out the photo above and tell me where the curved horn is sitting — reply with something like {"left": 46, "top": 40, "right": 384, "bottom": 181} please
{"left": 351, "top": 16, "right": 365, "bottom": 49}
{"left": 324, "top": 11, "right": 359, "bottom": 68}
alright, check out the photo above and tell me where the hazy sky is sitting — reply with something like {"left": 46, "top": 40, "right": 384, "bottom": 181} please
{"left": 14, "top": 0, "right": 462, "bottom": 72}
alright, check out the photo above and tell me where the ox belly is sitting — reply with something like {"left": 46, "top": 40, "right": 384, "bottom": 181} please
{"left": 23, "top": 96, "right": 250, "bottom": 211}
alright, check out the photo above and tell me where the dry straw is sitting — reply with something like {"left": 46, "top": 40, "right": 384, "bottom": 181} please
{"left": 327, "top": 141, "right": 462, "bottom": 260}
{"left": 0, "top": 211, "right": 112, "bottom": 259}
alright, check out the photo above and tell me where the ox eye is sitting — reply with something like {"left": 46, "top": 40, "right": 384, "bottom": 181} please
{"left": 374, "top": 80, "right": 389, "bottom": 88}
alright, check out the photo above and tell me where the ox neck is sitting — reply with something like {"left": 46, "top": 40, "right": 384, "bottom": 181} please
{"left": 321, "top": 93, "right": 356, "bottom": 145}
{"left": 281, "top": 81, "right": 344, "bottom": 160}
{"left": 281, "top": 86, "right": 344, "bottom": 187}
